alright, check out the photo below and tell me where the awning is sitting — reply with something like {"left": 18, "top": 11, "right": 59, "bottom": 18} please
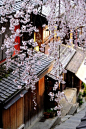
{"left": 76, "top": 58, "right": 86, "bottom": 84}
{"left": 4, "top": 90, "right": 28, "bottom": 109}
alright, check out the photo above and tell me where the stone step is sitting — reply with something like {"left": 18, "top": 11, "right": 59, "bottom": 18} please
{"left": 54, "top": 107, "right": 86, "bottom": 129}
{"left": 68, "top": 103, "right": 79, "bottom": 115}
{"left": 60, "top": 98, "right": 73, "bottom": 116}
{"left": 61, "top": 115, "right": 72, "bottom": 122}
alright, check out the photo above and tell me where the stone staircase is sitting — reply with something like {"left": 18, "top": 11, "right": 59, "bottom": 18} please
{"left": 29, "top": 88, "right": 79, "bottom": 129}
{"left": 49, "top": 88, "right": 79, "bottom": 129}
{"left": 54, "top": 104, "right": 86, "bottom": 129}
{"left": 60, "top": 88, "right": 78, "bottom": 117}
{"left": 68, "top": 103, "right": 79, "bottom": 115}
{"left": 60, "top": 98, "right": 73, "bottom": 116}
{"left": 53, "top": 88, "right": 86, "bottom": 129}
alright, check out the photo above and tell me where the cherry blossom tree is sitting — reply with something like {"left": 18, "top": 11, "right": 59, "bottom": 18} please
{"left": 0, "top": 0, "right": 86, "bottom": 114}
{"left": 41, "top": 0, "right": 86, "bottom": 116}
{"left": 0, "top": 0, "right": 43, "bottom": 110}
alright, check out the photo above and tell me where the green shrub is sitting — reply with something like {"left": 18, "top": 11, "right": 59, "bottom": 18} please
{"left": 79, "top": 91, "right": 83, "bottom": 96}
{"left": 82, "top": 83, "right": 86, "bottom": 97}
{"left": 78, "top": 99, "right": 83, "bottom": 106}
{"left": 77, "top": 92, "right": 83, "bottom": 106}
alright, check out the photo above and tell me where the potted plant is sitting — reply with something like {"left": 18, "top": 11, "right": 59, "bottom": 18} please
{"left": 44, "top": 108, "right": 57, "bottom": 118}
{"left": 44, "top": 110, "right": 50, "bottom": 119}
{"left": 50, "top": 111, "right": 56, "bottom": 118}
{"left": 50, "top": 108, "right": 57, "bottom": 117}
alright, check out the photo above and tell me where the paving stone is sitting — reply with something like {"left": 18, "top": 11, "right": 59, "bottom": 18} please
{"left": 60, "top": 99, "right": 73, "bottom": 116}
{"left": 68, "top": 103, "right": 78, "bottom": 115}
{"left": 61, "top": 115, "right": 72, "bottom": 122}
{"left": 54, "top": 106, "right": 86, "bottom": 129}
{"left": 29, "top": 90, "right": 86, "bottom": 129}
{"left": 64, "top": 119, "right": 80, "bottom": 124}
{"left": 61, "top": 117, "right": 69, "bottom": 122}
{"left": 64, "top": 115, "right": 72, "bottom": 118}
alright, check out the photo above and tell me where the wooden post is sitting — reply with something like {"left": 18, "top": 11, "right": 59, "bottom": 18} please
{"left": 10, "top": 103, "right": 17, "bottom": 129}
{"left": 0, "top": 104, "right": 3, "bottom": 128}
{"left": 16, "top": 97, "right": 24, "bottom": 128}
{"left": 2, "top": 108, "right": 10, "bottom": 129}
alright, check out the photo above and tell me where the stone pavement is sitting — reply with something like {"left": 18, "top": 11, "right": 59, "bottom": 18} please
{"left": 54, "top": 102, "right": 86, "bottom": 129}
{"left": 29, "top": 116, "right": 61, "bottom": 129}
{"left": 60, "top": 88, "right": 77, "bottom": 116}
{"left": 28, "top": 88, "right": 78, "bottom": 129}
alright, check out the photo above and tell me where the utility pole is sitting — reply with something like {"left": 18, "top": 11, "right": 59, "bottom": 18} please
{"left": 58, "top": 0, "right": 62, "bottom": 91}
{"left": 59, "top": 0, "right": 60, "bottom": 62}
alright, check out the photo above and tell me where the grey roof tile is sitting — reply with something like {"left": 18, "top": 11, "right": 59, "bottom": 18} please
{"left": 0, "top": 0, "right": 43, "bottom": 17}
{"left": 66, "top": 48, "right": 86, "bottom": 73}
{"left": 0, "top": 52, "right": 53, "bottom": 103}
{"left": 47, "top": 45, "right": 76, "bottom": 80}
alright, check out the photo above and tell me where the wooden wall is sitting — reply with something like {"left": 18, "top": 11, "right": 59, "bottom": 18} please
{"left": 0, "top": 104, "right": 3, "bottom": 128}
{"left": 2, "top": 97, "right": 24, "bottom": 129}
{"left": 24, "top": 76, "right": 45, "bottom": 129}
{"left": 2, "top": 77, "right": 45, "bottom": 129}
{"left": 66, "top": 71, "right": 81, "bottom": 93}
{"left": 38, "top": 77, "right": 45, "bottom": 112}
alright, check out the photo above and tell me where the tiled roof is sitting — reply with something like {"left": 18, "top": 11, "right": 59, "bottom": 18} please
{"left": 0, "top": 0, "right": 21, "bottom": 17}
{"left": 41, "top": 2, "right": 65, "bottom": 17}
{"left": 13, "top": 1, "right": 22, "bottom": 12}
{"left": 0, "top": 52, "right": 53, "bottom": 104}
{"left": 66, "top": 48, "right": 86, "bottom": 74}
{"left": 0, "top": 0, "right": 31, "bottom": 17}
{"left": 47, "top": 45, "right": 76, "bottom": 80}
{"left": 0, "top": 0, "right": 44, "bottom": 14}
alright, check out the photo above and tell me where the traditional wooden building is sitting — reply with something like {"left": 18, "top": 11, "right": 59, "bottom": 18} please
{"left": 44, "top": 45, "right": 76, "bottom": 109}
{"left": 66, "top": 48, "right": 86, "bottom": 93}
{"left": 0, "top": 52, "right": 54, "bottom": 129}
{"left": 47, "top": 44, "right": 76, "bottom": 88}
